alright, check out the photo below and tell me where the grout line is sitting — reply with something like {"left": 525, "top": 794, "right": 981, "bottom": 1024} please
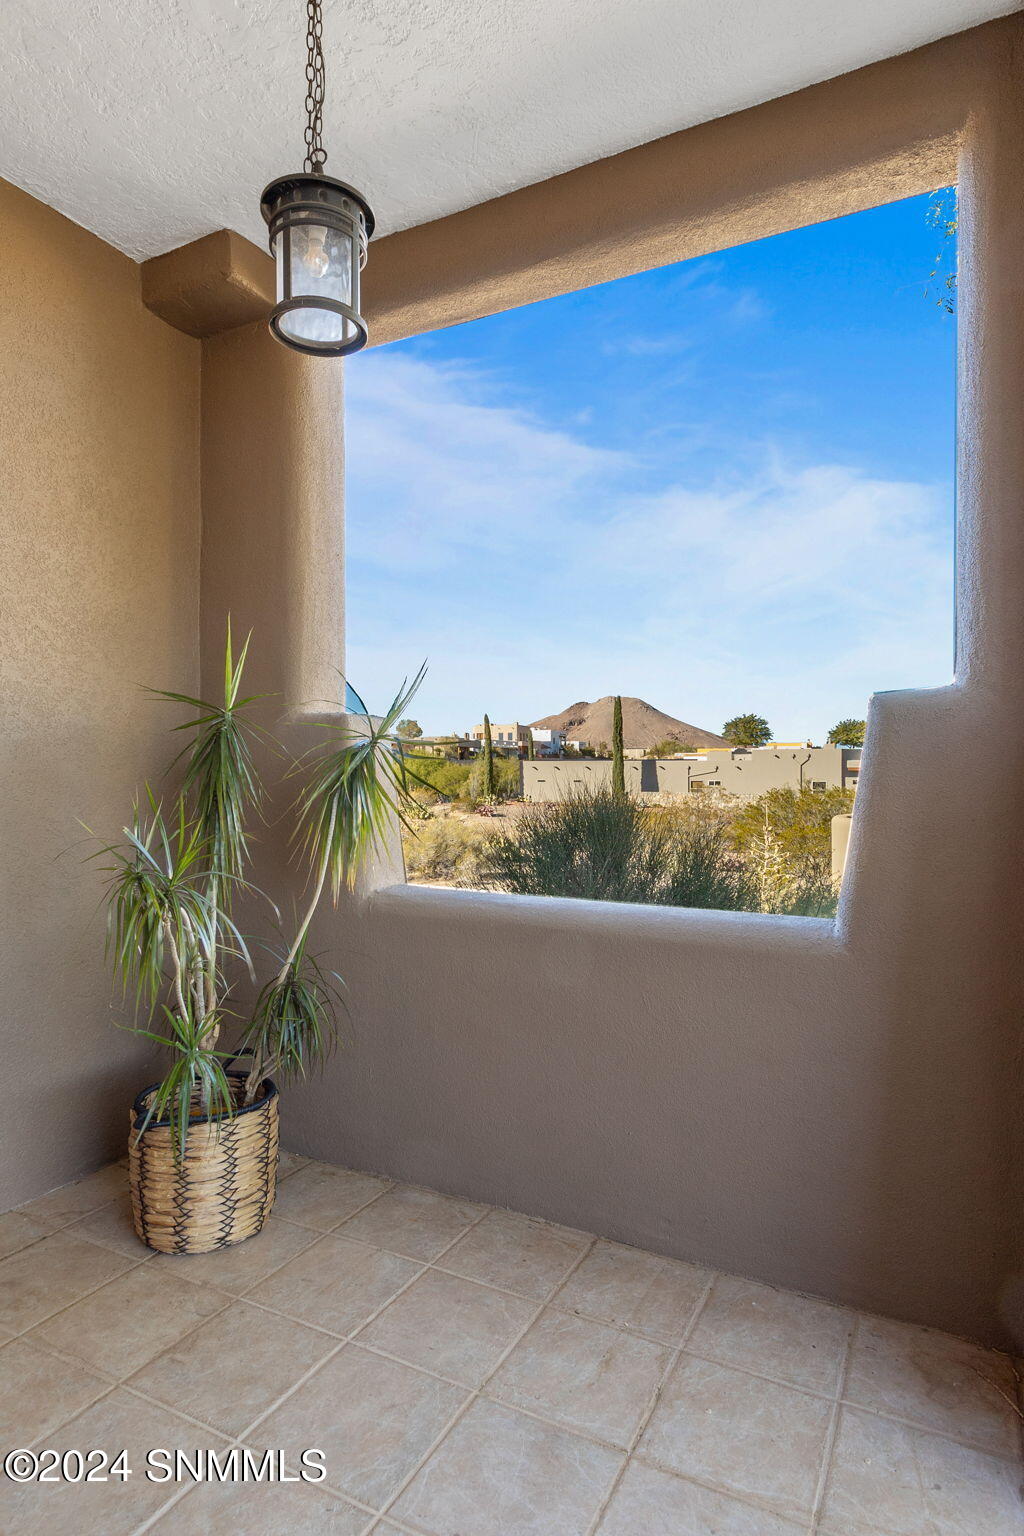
{"left": 234, "top": 1207, "right": 499, "bottom": 1455}
{"left": 663, "top": 1344, "right": 841, "bottom": 1407}
{"left": 809, "top": 1314, "right": 857, "bottom": 1530}
{"left": 828, "top": 1396, "right": 1023, "bottom": 1463}
{"left": 5, "top": 1250, "right": 153, "bottom": 1344}
{"left": 371, "top": 1233, "right": 598, "bottom": 1526}
{"left": 584, "top": 1269, "right": 717, "bottom": 1536}
{"left": 118, "top": 1380, "right": 245, "bottom": 1443}
{"left": 232, "top": 1333, "right": 351, "bottom": 1443}
{"left": 629, "top": 1448, "right": 821, "bottom": 1527}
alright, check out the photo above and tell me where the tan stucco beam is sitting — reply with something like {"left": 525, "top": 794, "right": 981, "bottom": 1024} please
{"left": 361, "top": 21, "right": 992, "bottom": 347}
{"left": 140, "top": 19, "right": 992, "bottom": 347}
{"left": 141, "top": 229, "right": 273, "bottom": 337}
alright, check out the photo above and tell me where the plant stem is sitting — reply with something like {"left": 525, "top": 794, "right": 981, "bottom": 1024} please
{"left": 281, "top": 803, "right": 337, "bottom": 981}
{"left": 162, "top": 916, "right": 189, "bottom": 1023}
{"left": 243, "top": 803, "right": 337, "bottom": 1105}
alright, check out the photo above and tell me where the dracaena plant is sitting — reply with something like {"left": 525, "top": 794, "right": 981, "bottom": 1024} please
{"left": 94, "top": 623, "right": 425, "bottom": 1157}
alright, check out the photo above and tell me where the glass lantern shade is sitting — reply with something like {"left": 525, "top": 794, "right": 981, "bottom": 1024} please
{"left": 261, "top": 174, "right": 374, "bottom": 356}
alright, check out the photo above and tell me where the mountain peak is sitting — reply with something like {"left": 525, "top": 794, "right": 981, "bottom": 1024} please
{"left": 530, "top": 697, "right": 728, "bottom": 750}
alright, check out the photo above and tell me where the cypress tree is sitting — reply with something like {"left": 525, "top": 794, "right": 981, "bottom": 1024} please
{"left": 611, "top": 695, "right": 626, "bottom": 797}
{"left": 527, "top": 732, "right": 536, "bottom": 761}
{"left": 481, "top": 714, "right": 496, "bottom": 801}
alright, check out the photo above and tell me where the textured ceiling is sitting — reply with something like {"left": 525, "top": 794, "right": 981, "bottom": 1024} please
{"left": 0, "top": 0, "right": 1014, "bottom": 261}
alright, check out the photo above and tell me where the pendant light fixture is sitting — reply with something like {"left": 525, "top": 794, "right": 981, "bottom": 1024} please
{"left": 261, "top": 0, "right": 374, "bottom": 356}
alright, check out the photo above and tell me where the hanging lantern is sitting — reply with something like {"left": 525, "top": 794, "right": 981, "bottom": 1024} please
{"left": 262, "top": 0, "right": 374, "bottom": 357}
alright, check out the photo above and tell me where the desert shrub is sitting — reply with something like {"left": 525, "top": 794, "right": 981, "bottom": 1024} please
{"left": 477, "top": 788, "right": 659, "bottom": 903}
{"left": 402, "top": 814, "right": 490, "bottom": 885}
{"left": 466, "top": 755, "right": 521, "bottom": 803}
{"left": 477, "top": 788, "right": 754, "bottom": 910}
{"left": 478, "top": 785, "right": 840, "bottom": 916}
{"left": 743, "top": 805, "right": 838, "bottom": 917}
{"left": 729, "top": 785, "right": 853, "bottom": 870}
{"left": 656, "top": 822, "right": 757, "bottom": 911}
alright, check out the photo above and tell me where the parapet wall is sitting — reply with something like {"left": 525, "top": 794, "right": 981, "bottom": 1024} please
{"left": 522, "top": 746, "right": 857, "bottom": 802}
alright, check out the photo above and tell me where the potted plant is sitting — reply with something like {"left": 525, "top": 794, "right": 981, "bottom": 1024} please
{"left": 94, "top": 625, "right": 423, "bottom": 1253}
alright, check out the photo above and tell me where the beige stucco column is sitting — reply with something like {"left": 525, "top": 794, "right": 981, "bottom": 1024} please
{"left": 142, "top": 232, "right": 346, "bottom": 714}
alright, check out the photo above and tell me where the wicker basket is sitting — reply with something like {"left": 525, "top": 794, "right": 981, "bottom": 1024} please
{"left": 128, "top": 1072, "right": 279, "bottom": 1254}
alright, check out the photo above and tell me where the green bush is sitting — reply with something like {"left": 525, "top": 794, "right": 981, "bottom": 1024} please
{"left": 402, "top": 755, "right": 473, "bottom": 802}
{"left": 729, "top": 785, "right": 853, "bottom": 868}
{"left": 467, "top": 755, "right": 520, "bottom": 803}
{"left": 403, "top": 753, "right": 521, "bottom": 805}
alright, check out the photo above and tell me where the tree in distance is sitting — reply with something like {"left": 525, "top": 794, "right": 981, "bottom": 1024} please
{"left": 611, "top": 696, "right": 626, "bottom": 797}
{"left": 396, "top": 719, "right": 423, "bottom": 738}
{"left": 827, "top": 718, "right": 866, "bottom": 747}
{"left": 480, "top": 714, "right": 496, "bottom": 801}
{"left": 722, "top": 713, "right": 772, "bottom": 748}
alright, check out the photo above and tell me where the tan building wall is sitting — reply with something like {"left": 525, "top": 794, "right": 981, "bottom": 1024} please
{"left": 522, "top": 746, "right": 858, "bottom": 802}
{"left": 0, "top": 179, "right": 201, "bottom": 1206}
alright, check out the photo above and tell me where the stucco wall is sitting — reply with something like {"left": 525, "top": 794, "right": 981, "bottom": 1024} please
{"left": 521, "top": 747, "right": 856, "bottom": 801}
{"left": 277, "top": 20, "right": 1024, "bottom": 1349}
{"left": 0, "top": 180, "right": 201, "bottom": 1206}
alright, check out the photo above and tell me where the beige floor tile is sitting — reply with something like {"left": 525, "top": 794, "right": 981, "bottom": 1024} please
{"left": 488, "top": 1306, "right": 672, "bottom": 1448}
{"left": 28, "top": 1263, "right": 227, "bottom": 1375}
{"left": 0, "top": 1337, "right": 110, "bottom": 1446}
{"left": 820, "top": 1404, "right": 1024, "bottom": 1535}
{"left": 156, "top": 1475, "right": 373, "bottom": 1532}
{"left": 336, "top": 1185, "right": 486, "bottom": 1260}
{"left": 844, "top": 1315, "right": 1020, "bottom": 1458}
{"left": 686, "top": 1274, "right": 853, "bottom": 1395}
{"left": 0, "top": 1229, "right": 136, "bottom": 1332}
{"left": 440, "top": 1209, "right": 592, "bottom": 1299}
{"left": 273, "top": 1163, "right": 391, "bottom": 1230}
{"left": 390, "top": 1395, "right": 623, "bottom": 1536}
{"left": 555, "top": 1240, "right": 711, "bottom": 1344}
{"left": 68, "top": 1191, "right": 154, "bottom": 1260}
{"left": 152, "top": 1476, "right": 374, "bottom": 1533}
{"left": 16, "top": 1162, "right": 127, "bottom": 1226}
{"left": 248, "top": 1233, "right": 421, "bottom": 1335}
{"left": 258, "top": 1343, "right": 467, "bottom": 1507}
{"left": 278, "top": 1150, "right": 311, "bottom": 1180}
{"left": 597, "top": 1457, "right": 811, "bottom": 1535}
{"left": 128, "top": 1299, "right": 338, "bottom": 1435}
{"left": 639, "top": 1354, "right": 833, "bottom": 1521}
{"left": 1, "top": 1386, "right": 228, "bottom": 1536}
{"left": 150, "top": 1216, "right": 318, "bottom": 1293}
{"left": 0, "top": 1209, "right": 54, "bottom": 1260}
{"left": 358, "top": 1268, "right": 536, "bottom": 1385}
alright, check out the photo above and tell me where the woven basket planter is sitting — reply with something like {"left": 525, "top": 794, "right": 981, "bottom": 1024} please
{"left": 128, "top": 1072, "right": 279, "bottom": 1254}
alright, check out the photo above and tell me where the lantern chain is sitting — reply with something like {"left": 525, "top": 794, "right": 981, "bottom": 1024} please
{"left": 304, "top": 0, "right": 326, "bottom": 174}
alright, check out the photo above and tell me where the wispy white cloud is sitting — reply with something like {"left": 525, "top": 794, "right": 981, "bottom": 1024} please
{"left": 344, "top": 351, "right": 953, "bottom": 738}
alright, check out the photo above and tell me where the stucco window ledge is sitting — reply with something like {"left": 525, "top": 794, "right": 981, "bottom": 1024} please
{"left": 368, "top": 881, "right": 842, "bottom": 954}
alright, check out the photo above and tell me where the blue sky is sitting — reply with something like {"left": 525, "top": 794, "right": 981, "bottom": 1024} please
{"left": 344, "top": 190, "right": 956, "bottom": 741}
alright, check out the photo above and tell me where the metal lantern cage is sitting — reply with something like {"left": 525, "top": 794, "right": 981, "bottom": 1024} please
{"left": 261, "top": 173, "right": 373, "bottom": 356}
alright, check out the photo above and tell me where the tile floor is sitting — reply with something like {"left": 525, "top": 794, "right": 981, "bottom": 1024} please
{"left": 0, "top": 1154, "right": 1021, "bottom": 1534}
